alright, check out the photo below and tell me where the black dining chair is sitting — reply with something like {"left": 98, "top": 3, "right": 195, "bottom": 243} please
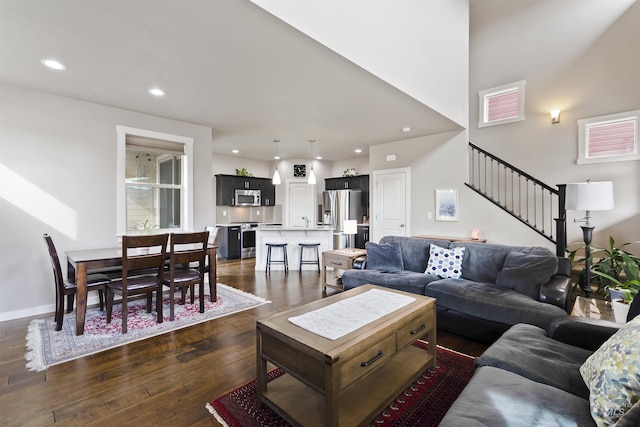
{"left": 43, "top": 234, "right": 111, "bottom": 331}
{"left": 163, "top": 231, "right": 209, "bottom": 321}
{"left": 106, "top": 234, "right": 168, "bottom": 334}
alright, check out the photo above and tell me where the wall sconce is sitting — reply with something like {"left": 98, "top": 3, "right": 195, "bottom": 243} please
{"left": 550, "top": 109, "right": 561, "bottom": 124}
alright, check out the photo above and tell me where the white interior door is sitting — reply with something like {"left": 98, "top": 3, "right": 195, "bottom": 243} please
{"left": 372, "top": 168, "right": 410, "bottom": 242}
{"left": 288, "top": 181, "right": 315, "bottom": 228}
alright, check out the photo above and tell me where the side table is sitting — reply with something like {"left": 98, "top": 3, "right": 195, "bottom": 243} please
{"left": 321, "top": 248, "right": 367, "bottom": 295}
{"left": 571, "top": 296, "right": 615, "bottom": 322}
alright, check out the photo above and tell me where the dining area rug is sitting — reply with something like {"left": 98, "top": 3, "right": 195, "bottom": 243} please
{"left": 26, "top": 283, "right": 269, "bottom": 372}
{"left": 206, "top": 343, "right": 474, "bottom": 426}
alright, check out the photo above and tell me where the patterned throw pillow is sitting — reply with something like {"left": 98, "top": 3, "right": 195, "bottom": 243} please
{"left": 425, "top": 244, "right": 465, "bottom": 279}
{"left": 580, "top": 315, "right": 640, "bottom": 426}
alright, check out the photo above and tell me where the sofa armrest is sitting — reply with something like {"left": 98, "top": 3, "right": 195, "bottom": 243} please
{"left": 539, "top": 275, "right": 572, "bottom": 312}
{"left": 352, "top": 256, "right": 367, "bottom": 270}
{"left": 548, "top": 315, "right": 622, "bottom": 351}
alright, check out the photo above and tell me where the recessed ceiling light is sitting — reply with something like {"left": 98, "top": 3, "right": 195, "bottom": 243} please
{"left": 316, "top": 156, "right": 322, "bottom": 160}
{"left": 402, "top": 127, "right": 411, "bottom": 133}
{"left": 355, "top": 148, "right": 362, "bottom": 153}
{"left": 274, "top": 156, "right": 281, "bottom": 160}
{"left": 232, "top": 149, "right": 239, "bottom": 154}
{"left": 148, "top": 88, "right": 165, "bottom": 96}
{"left": 41, "top": 59, "right": 66, "bottom": 70}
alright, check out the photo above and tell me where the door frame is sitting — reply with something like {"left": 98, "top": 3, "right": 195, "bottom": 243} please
{"left": 284, "top": 178, "right": 316, "bottom": 228}
{"left": 371, "top": 167, "right": 411, "bottom": 243}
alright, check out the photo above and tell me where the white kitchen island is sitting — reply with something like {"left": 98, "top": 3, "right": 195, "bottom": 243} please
{"left": 255, "top": 226, "right": 334, "bottom": 271}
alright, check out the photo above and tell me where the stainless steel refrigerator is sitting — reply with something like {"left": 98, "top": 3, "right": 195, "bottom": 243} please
{"left": 322, "top": 190, "right": 363, "bottom": 249}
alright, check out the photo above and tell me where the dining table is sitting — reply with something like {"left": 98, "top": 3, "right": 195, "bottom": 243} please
{"left": 66, "top": 244, "right": 217, "bottom": 336}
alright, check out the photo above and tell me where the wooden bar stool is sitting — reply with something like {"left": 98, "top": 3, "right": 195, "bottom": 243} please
{"left": 299, "top": 243, "right": 321, "bottom": 272}
{"left": 265, "top": 243, "right": 288, "bottom": 274}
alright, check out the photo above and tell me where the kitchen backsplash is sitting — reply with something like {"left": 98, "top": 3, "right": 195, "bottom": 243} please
{"left": 216, "top": 205, "right": 282, "bottom": 224}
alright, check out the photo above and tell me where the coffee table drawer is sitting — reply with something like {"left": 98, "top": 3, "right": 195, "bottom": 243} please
{"left": 340, "top": 333, "right": 396, "bottom": 391}
{"left": 396, "top": 310, "right": 435, "bottom": 349}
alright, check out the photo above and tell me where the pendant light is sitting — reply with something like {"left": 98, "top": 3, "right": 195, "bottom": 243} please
{"left": 272, "top": 139, "right": 281, "bottom": 185}
{"left": 308, "top": 139, "right": 316, "bottom": 185}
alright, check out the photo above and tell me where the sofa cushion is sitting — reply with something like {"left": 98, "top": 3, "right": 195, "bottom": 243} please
{"left": 425, "top": 244, "right": 464, "bottom": 279}
{"left": 449, "top": 242, "right": 555, "bottom": 284}
{"left": 438, "top": 366, "right": 595, "bottom": 427}
{"left": 425, "top": 279, "right": 567, "bottom": 329}
{"left": 580, "top": 315, "right": 640, "bottom": 426}
{"left": 476, "top": 323, "right": 592, "bottom": 399}
{"left": 379, "top": 236, "right": 451, "bottom": 273}
{"left": 342, "top": 269, "right": 438, "bottom": 295}
{"left": 495, "top": 251, "right": 558, "bottom": 299}
{"left": 365, "top": 240, "right": 404, "bottom": 272}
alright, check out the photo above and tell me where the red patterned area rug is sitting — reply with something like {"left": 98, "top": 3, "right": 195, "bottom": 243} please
{"left": 206, "top": 342, "right": 474, "bottom": 427}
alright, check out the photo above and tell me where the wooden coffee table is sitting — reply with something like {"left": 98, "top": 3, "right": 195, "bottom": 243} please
{"left": 256, "top": 284, "right": 437, "bottom": 426}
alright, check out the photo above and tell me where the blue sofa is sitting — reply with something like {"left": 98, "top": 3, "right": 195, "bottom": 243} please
{"left": 341, "top": 236, "right": 572, "bottom": 341}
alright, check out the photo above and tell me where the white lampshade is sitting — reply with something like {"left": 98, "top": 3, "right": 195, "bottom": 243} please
{"left": 343, "top": 220, "right": 358, "bottom": 235}
{"left": 272, "top": 168, "right": 281, "bottom": 185}
{"left": 566, "top": 181, "right": 614, "bottom": 211}
{"left": 308, "top": 168, "right": 316, "bottom": 185}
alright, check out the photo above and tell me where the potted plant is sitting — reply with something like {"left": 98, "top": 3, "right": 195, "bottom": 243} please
{"left": 568, "top": 237, "right": 640, "bottom": 297}
{"left": 593, "top": 270, "right": 640, "bottom": 322}
{"left": 235, "top": 168, "right": 253, "bottom": 177}
{"left": 134, "top": 220, "right": 158, "bottom": 235}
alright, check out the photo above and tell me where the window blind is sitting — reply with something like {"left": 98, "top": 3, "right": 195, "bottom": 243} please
{"left": 587, "top": 119, "right": 636, "bottom": 158}
{"left": 486, "top": 90, "right": 519, "bottom": 122}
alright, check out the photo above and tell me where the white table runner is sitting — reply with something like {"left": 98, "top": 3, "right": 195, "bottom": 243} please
{"left": 288, "top": 289, "right": 415, "bottom": 340}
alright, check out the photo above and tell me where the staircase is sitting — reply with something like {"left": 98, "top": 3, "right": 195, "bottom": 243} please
{"left": 466, "top": 142, "right": 567, "bottom": 256}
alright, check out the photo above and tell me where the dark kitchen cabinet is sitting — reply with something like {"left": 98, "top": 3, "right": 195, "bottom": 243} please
{"left": 256, "top": 179, "right": 276, "bottom": 206}
{"left": 215, "top": 175, "right": 276, "bottom": 206}
{"left": 325, "top": 175, "right": 369, "bottom": 191}
{"left": 356, "top": 225, "right": 369, "bottom": 249}
{"left": 218, "top": 225, "right": 241, "bottom": 259}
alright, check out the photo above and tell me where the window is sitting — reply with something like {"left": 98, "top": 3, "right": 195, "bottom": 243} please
{"left": 577, "top": 110, "right": 639, "bottom": 164}
{"left": 117, "top": 126, "right": 193, "bottom": 236}
{"left": 478, "top": 80, "right": 526, "bottom": 128}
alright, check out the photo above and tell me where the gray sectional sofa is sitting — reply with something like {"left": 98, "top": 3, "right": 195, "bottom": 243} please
{"left": 439, "top": 316, "right": 640, "bottom": 426}
{"left": 341, "top": 236, "right": 572, "bottom": 341}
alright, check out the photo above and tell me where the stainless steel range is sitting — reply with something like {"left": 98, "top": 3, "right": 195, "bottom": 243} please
{"left": 240, "top": 223, "right": 258, "bottom": 259}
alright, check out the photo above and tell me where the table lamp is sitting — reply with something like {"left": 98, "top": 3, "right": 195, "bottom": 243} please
{"left": 566, "top": 180, "right": 614, "bottom": 297}
{"left": 343, "top": 220, "right": 358, "bottom": 252}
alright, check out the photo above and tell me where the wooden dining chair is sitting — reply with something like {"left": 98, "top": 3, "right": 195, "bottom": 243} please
{"left": 43, "top": 234, "right": 111, "bottom": 331}
{"left": 106, "top": 234, "right": 168, "bottom": 333}
{"left": 164, "top": 231, "right": 209, "bottom": 321}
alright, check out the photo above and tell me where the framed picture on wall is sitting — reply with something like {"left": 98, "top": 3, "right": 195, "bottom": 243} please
{"left": 435, "top": 188, "right": 458, "bottom": 221}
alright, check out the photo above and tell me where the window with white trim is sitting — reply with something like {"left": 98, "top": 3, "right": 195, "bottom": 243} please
{"left": 116, "top": 126, "right": 194, "bottom": 236}
{"left": 478, "top": 80, "right": 526, "bottom": 128}
{"left": 577, "top": 110, "right": 639, "bottom": 164}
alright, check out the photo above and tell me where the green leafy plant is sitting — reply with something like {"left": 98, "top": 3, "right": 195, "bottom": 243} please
{"left": 592, "top": 270, "right": 640, "bottom": 304}
{"left": 134, "top": 220, "right": 158, "bottom": 235}
{"left": 343, "top": 168, "right": 357, "bottom": 177}
{"left": 235, "top": 168, "right": 253, "bottom": 177}
{"left": 569, "top": 237, "right": 640, "bottom": 298}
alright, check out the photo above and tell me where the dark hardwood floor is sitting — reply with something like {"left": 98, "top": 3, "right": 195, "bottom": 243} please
{"left": 0, "top": 259, "right": 487, "bottom": 426}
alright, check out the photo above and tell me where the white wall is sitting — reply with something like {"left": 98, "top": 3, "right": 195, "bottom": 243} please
{"left": 0, "top": 84, "right": 214, "bottom": 320}
{"left": 469, "top": 0, "right": 640, "bottom": 254}
{"left": 252, "top": 0, "right": 470, "bottom": 127}
{"left": 369, "top": 130, "right": 555, "bottom": 249}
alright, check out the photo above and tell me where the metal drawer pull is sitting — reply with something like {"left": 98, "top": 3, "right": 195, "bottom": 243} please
{"left": 361, "top": 350, "right": 383, "bottom": 367}
{"left": 330, "top": 261, "right": 343, "bottom": 266}
{"left": 410, "top": 324, "right": 426, "bottom": 335}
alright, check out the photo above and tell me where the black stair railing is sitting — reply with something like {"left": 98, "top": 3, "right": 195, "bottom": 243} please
{"left": 466, "top": 142, "right": 567, "bottom": 256}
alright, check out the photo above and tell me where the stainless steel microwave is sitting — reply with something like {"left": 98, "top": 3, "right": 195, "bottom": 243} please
{"left": 234, "top": 189, "right": 261, "bottom": 206}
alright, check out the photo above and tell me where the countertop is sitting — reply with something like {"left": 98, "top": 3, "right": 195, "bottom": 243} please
{"left": 256, "top": 225, "right": 334, "bottom": 231}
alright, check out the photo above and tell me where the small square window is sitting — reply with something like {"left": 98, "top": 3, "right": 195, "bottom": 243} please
{"left": 577, "top": 110, "right": 639, "bottom": 164}
{"left": 478, "top": 80, "right": 526, "bottom": 128}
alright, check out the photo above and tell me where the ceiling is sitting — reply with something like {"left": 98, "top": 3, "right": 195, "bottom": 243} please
{"left": 0, "top": 0, "right": 460, "bottom": 162}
